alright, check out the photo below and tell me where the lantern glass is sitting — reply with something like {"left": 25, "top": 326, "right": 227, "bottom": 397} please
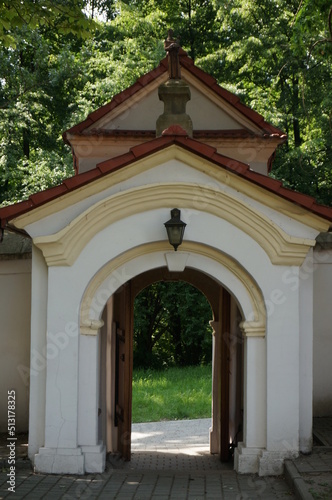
{"left": 164, "top": 208, "right": 186, "bottom": 251}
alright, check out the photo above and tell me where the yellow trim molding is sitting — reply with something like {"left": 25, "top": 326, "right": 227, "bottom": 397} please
{"left": 13, "top": 146, "right": 330, "bottom": 233}
{"left": 80, "top": 241, "right": 266, "bottom": 337}
{"left": 33, "top": 182, "right": 315, "bottom": 267}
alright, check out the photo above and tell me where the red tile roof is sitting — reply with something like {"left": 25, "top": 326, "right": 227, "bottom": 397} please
{"left": 63, "top": 50, "right": 285, "bottom": 143}
{"left": 1, "top": 128, "right": 332, "bottom": 228}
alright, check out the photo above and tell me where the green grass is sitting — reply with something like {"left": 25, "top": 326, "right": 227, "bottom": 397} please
{"left": 132, "top": 364, "right": 212, "bottom": 423}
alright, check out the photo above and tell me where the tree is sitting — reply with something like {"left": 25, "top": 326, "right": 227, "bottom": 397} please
{"left": 134, "top": 282, "right": 213, "bottom": 369}
{"left": 85, "top": 0, "right": 118, "bottom": 20}
{"left": 122, "top": 0, "right": 221, "bottom": 61}
{"left": 0, "top": 5, "right": 166, "bottom": 205}
{"left": 196, "top": 0, "right": 332, "bottom": 205}
{"left": 0, "top": 1, "right": 331, "bottom": 207}
{"left": 0, "top": 0, "right": 93, "bottom": 48}
{"left": 0, "top": 26, "right": 83, "bottom": 204}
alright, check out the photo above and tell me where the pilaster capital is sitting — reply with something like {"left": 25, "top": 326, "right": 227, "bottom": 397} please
{"left": 80, "top": 319, "right": 104, "bottom": 336}
{"left": 240, "top": 321, "right": 265, "bottom": 337}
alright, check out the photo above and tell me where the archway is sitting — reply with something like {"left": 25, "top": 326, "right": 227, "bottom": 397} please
{"left": 77, "top": 242, "right": 266, "bottom": 472}
{"left": 100, "top": 269, "right": 243, "bottom": 463}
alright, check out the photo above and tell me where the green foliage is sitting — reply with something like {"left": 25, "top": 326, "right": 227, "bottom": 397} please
{"left": 196, "top": 0, "right": 332, "bottom": 205}
{"left": 134, "top": 282, "right": 213, "bottom": 369}
{"left": 0, "top": 1, "right": 331, "bottom": 207}
{"left": 0, "top": 27, "right": 78, "bottom": 203}
{"left": 123, "top": 0, "right": 220, "bottom": 61}
{"left": 85, "top": 0, "right": 118, "bottom": 21}
{"left": 0, "top": 0, "right": 94, "bottom": 48}
{"left": 132, "top": 365, "right": 212, "bottom": 422}
{"left": 0, "top": 6, "right": 165, "bottom": 205}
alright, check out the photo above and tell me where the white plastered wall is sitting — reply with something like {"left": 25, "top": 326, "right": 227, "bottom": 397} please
{"left": 14, "top": 149, "right": 325, "bottom": 475}
{"left": 0, "top": 258, "right": 31, "bottom": 432}
{"left": 313, "top": 246, "right": 332, "bottom": 416}
{"left": 23, "top": 160, "right": 320, "bottom": 242}
{"left": 28, "top": 201, "right": 314, "bottom": 475}
{"left": 28, "top": 246, "right": 48, "bottom": 461}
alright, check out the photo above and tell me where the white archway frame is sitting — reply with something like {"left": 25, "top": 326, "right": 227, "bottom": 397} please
{"left": 77, "top": 241, "right": 267, "bottom": 474}
{"left": 79, "top": 241, "right": 266, "bottom": 335}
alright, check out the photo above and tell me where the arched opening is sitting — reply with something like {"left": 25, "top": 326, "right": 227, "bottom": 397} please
{"left": 77, "top": 242, "right": 266, "bottom": 473}
{"left": 133, "top": 280, "right": 214, "bottom": 370}
{"left": 131, "top": 280, "right": 214, "bottom": 456}
{"left": 96, "top": 267, "right": 245, "bottom": 466}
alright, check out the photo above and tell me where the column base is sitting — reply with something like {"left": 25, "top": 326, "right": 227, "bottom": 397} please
{"left": 234, "top": 443, "right": 299, "bottom": 476}
{"left": 258, "top": 449, "right": 299, "bottom": 476}
{"left": 34, "top": 447, "right": 85, "bottom": 474}
{"left": 81, "top": 442, "right": 106, "bottom": 473}
{"left": 34, "top": 443, "right": 107, "bottom": 474}
{"left": 209, "top": 426, "right": 219, "bottom": 454}
{"left": 234, "top": 442, "right": 262, "bottom": 474}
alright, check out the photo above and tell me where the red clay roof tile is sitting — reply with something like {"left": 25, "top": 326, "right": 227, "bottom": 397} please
{"left": 162, "top": 125, "right": 188, "bottom": 136}
{"left": 63, "top": 168, "right": 100, "bottom": 188}
{"left": 29, "top": 185, "right": 67, "bottom": 205}
{"left": 0, "top": 200, "right": 34, "bottom": 224}
{"left": 97, "top": 151, "right": 135, "bottom": 173}
{"left": 1, "top": 132, "right": 332, "bottom": 226}
{"left": 129, "top": 136, "right": 169, "bottom": 158}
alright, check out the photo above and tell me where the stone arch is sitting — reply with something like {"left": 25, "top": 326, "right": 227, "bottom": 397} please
{"left": 131, "top": 266, "right": 220, "bottom": 321}
{"left": 79, "top": 241, "right": 266, "bottom": 336}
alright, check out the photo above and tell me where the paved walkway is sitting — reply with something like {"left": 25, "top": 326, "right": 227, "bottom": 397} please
{"left": 0, "top": 417, "right": 331, "bottom": 499}
{"left": 285, "top": 417, "right": 332, "bottom": 499}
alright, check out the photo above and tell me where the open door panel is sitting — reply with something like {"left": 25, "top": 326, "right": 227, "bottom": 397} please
{"left": 220, "top": 287, "right": 231, "bottom": 461}
{"left": 113, "top": 282, "right": 133, "bottom": 461}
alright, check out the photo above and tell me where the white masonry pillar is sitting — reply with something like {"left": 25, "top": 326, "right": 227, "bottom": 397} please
{"left": 78, "top": 323, "right": 106, "bottom": 473}
{"left": 234, "top": 322, "right": 266, "bottom": 474}
{"left": 209, "top": 320, "right": 220, "bottom": 454}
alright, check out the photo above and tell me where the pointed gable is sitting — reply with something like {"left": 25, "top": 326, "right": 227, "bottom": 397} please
{"left": 63, "top": 51, "right": 286, "bottom": 176}
{"left": 1, "top": 129, "right": 332, "bottom": 233}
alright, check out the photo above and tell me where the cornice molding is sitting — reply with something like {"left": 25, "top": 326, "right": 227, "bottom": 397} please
{"left": 33, "top": 182, "right": 315, "bottom": 267}
{"left": 12, "top": 146, "right": 329, "bottom": 234}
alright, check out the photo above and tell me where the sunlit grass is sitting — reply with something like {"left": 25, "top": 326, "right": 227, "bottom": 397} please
{"left": 132, "top": 365, "right": 212, "bottom": 423}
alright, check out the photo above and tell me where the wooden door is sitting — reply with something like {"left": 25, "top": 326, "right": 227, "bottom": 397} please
{"left": 220, "top": 287, "right": 231, "bottom": 461}
{"left": 113, "top": 282, "right": 133, "bottom": 460}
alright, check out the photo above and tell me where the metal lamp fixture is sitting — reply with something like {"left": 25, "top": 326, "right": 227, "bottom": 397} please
{"left": 164, "top": 208, "right": 186, "bottom": 251}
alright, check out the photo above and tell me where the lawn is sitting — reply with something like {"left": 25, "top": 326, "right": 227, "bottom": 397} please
{"left": 132, "top": 364, "right": 212, "bottom": 423}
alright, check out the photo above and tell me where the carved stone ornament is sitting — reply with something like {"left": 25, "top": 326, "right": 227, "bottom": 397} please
{"left": 164, "top": 28, "right": 181, "bottom": 79}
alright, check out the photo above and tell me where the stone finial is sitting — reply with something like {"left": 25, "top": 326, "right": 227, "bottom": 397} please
{"left": 164, "top": 28, "right": 181, "bottom": 79}
{"left": 156, "top": 30, "right": 193, "bottom": 137}
{"left": 156, "top": 80, "right": 193, "bottom": 137}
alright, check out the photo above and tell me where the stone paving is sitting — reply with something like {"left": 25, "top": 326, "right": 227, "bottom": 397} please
{"left": 285, "top": 417, "right": 332, "bottom": 499}
{"left": 0, "top": 419, "right": 295, "bottom": 499}
{"left": 2, "top": 417, "right": 332, "bottom": 499}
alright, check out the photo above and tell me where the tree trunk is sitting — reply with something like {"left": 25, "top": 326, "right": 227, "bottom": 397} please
{"left": 23, "top": 128, "right": 30, "bottom": 159}
{"left": 292, "top": 75, "right": 302, "bottom": 147}
{"left": 187, "top": 0, "right": 195, "bottom": 61}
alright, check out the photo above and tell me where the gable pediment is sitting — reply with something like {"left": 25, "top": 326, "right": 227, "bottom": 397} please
{"left": 64, "top": 54, "right": 284, "bottom": 140}
{"left": 4, "top": 137, "right": 330, "bottom": 271}
{"left": 62, "top": 53, "right": 287, "bottom": 176}
{"left": 84, "top": 71, "right": 252, "bottom": 133}
{"left": 6, "top": 137, "right": 332, "bottom": 233}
